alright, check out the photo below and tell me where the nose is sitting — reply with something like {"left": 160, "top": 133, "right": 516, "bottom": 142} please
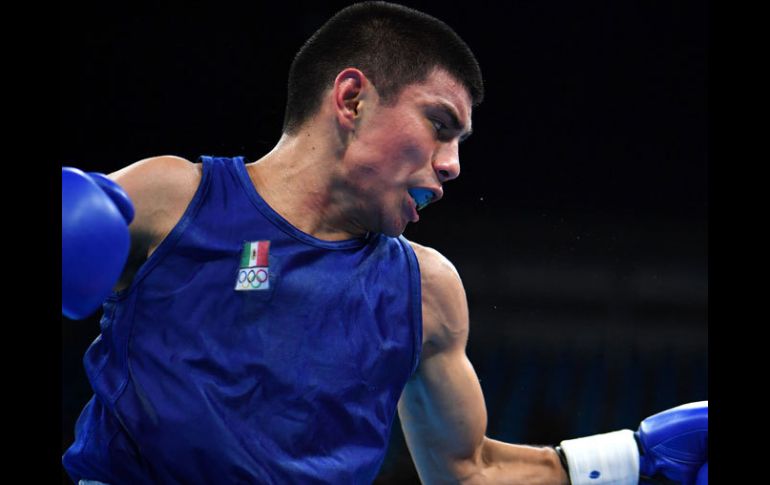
{"left": 433, "top": 141, "right": 460, "bottom": 183}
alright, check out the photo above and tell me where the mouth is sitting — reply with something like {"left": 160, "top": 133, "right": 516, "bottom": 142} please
{"left": 408, "top": 188, "right": 436, "bottom": 211}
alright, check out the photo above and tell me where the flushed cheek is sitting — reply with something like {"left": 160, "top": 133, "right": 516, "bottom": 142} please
{"left": 394, "top": 126, "right": 431, "bottom": 159}
{"left": 375, "top": 121, "right": 431, "bottom": 165}
{"left": 398, "top": 142, "right": 430, "bottom": 167}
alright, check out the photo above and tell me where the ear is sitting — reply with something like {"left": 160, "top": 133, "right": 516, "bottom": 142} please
{"left": 333, "top": 68, "right": 369, "bottom": 131}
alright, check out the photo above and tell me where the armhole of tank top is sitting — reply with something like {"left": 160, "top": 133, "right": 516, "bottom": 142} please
{"left": 107, "top": 157, "right": 213, "bottom": 300}
{"left": 398, "top": 235, "right": 423, "bottom": 376}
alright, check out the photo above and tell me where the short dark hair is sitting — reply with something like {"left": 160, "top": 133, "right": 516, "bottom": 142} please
{"left": 282, "top": 1, "right": 484, "bottom": 134}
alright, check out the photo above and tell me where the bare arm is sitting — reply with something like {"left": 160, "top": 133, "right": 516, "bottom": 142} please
{"left": 107, "top": 155, "right": 201, "bottom": 290}
{"left": 399, "top": 242, "right": 569, "bottom": 484}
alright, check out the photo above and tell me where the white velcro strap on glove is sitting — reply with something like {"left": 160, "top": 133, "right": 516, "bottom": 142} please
{"left": 559, "top": 429, "right": 639, "bottom": 485}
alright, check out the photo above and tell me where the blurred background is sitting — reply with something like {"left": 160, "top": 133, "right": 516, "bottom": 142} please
{"left": 60, "top": 0, "right": 708, "bottom": 483}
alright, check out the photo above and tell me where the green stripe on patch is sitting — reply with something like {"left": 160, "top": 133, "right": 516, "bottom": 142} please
{"left": 239, "top": 242, "right": 253, "bottom": 269}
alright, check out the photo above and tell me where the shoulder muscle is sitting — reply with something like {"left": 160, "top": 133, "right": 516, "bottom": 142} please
{"left": 107, "top": 155, "right": 201, "bottom": 290}
{"left": 408, "top": 240, "right": 470, "bottom": 357}
{"left": 108, "top": 155, "right": 201, "bottom": 251}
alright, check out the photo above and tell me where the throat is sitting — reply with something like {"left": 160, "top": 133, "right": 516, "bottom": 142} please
{"left": 248, "top": 162, "right": 366, "bottom": 241}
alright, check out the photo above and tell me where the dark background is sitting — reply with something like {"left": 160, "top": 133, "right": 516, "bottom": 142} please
{"left": 60, "top": 1, "right": 708, "bottom": 483}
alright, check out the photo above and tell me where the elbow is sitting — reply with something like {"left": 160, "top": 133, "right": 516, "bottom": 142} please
{"left": 442, "top": 440, "right": 489, "bottom": 485}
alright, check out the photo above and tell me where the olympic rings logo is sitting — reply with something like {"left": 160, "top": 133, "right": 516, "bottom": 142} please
{"left": 236, "top": 268, "right": 269, "bottom": 290}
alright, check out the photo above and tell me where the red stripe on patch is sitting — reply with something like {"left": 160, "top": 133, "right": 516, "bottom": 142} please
{"left": 257, "top": 241, "right": 270, "bottom": 267}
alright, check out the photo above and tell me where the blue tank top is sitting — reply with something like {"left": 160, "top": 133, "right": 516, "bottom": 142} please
{"left": 63, "top": 155, "right": 423, "bottom": 484}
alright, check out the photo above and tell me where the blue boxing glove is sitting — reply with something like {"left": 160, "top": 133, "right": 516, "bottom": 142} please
{"left": 62, "top": 167, "right": 135, "bottom": 319}
{"left": 558, "top": 401, "right": 708, "bottom": 485}
{"left": 638, "top": 401, "right": 708, "bottom": 484}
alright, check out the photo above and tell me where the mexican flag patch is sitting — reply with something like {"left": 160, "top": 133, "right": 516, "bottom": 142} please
{"left": 235, "top": 240, "right": 270, "bottom": 291}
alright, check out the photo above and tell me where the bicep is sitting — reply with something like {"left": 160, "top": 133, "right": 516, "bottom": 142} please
{"left": 400, "top": 242, "right": 568, "bottom": 484}
{"left": 399, "top": 348, "right": 488, "bottom": 477}
{"left": 399, "top": 242, "right": 489, "bottom": 482}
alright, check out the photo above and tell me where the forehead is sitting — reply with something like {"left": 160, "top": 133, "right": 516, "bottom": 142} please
{"left": 395, "top": 68, "right": 473, "bottom": 130}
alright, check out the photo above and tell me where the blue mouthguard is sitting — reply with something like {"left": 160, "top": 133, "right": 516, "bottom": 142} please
{"left": 408, "top": 188, "right": 435, "bottom": 211}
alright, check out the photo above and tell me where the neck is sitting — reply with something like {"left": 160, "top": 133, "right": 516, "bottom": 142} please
{"left": 247, "top": 131, "right": 367, "bottom": 241}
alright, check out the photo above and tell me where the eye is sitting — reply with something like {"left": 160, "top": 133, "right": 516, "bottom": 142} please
{"left": 430, "top": 119, "right": 447, "bottom": 134}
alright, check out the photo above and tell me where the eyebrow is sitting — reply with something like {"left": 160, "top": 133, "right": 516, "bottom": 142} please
{"left": 436, "top": 101, "right": 473, "bottom": 142}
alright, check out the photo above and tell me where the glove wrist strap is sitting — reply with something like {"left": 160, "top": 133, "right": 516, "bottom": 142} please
{"left": 559, "top": 429, "right": 639, "bottom": 485}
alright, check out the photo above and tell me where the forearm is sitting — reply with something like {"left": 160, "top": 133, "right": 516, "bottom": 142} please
{"left": 459, "top": 437, "right": 569, "bottom": 485}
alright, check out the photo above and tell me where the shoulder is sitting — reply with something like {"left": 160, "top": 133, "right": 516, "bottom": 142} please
{"left": 108, "top": 155, "right": 202, "bottom": 252}
{"left": 109, "top": 155, "right": 201, "bottom": 201}
{"left": 406, "top": 240, "right": 470, "bottom": 356}
{"left": 407, "top": 240, "right": 463, "bottom": 293}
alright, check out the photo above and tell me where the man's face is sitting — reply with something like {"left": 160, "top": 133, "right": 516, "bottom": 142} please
{"left": 342, "top": 68, "right": 473, "bottom": 237}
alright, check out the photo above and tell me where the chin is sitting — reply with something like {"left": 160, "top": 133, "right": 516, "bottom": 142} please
{"left": 379, "top": 221, "right": 408, "bottom": 238}
{"left": 382, "top": 228, "right": 405, "bottom": 238}
{"left": 374, "top": 207, "right": 410, "bottom": 238}
{"left": 373, "top": 221, "right": 406, "bottom": 237}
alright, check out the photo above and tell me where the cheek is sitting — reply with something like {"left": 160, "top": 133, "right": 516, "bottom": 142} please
{"left": 364, "top": 143, "right": 425, "bottom": 182}
{"left": 399, "top": 141, "right": 429, "bottom": 166}
{"left": 384, "top": 127, "right": 432, "bottom": 170}
{"left": 351, "top": 120, "right": 432, "bottom": 189}
{"left": 371, "top": 114, "right": 430, "bottom": 157}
